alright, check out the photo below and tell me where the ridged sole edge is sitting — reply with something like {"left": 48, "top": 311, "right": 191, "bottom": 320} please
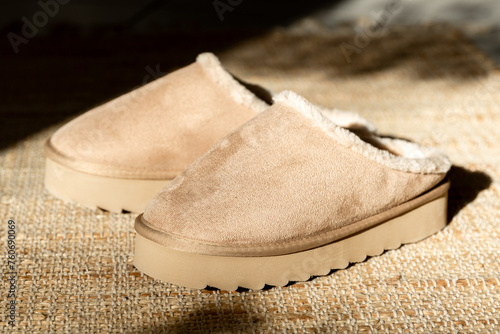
{"left": 44, "top": 157, "right": 171, "bottom": 213}
{"left": 133, "top": 190, "right": 448, "bottom": 291}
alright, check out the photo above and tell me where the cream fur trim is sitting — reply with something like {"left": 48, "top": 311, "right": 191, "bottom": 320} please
{"left": 196, "top": 53, "right": 269, "bottom": 113}
{"left": 197, "top": 53, "right": 377, "bottom": 134}
{"left": 315, "top": 105, "right": 377, "bottom": 134}
{"left": 274, "top": 91, "right": 451, "bottom": 174}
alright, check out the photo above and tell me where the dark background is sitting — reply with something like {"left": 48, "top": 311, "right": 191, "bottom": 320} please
{"left": 0, "top": 0, "right": 340, "bottom": 151}
{"left": 1, "top": 0, "right": 499, "bottom": 151}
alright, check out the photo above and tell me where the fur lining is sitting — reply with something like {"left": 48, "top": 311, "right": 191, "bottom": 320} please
{"left": 315, "top": 105, "right": 377, "bottom": 135}
{"left": 197, "top": 52, "right": 378, "bottom": 135}
{"left": 274, "top": 91, "right": 451, "bottom": 174}
{"left": 197, "top": 53, "right": 269, "bottom": 113}
{"left": 196, "top": 52, "right": 376, "bottom": 133}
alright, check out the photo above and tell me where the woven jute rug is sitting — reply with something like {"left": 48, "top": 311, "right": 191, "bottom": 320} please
{"left": 1, "top": 25, "right": 499, "bottom": 333}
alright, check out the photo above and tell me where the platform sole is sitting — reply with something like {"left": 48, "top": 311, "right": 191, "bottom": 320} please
{"left": 44, "top": 157, "right": 171, "bottom": 213}
{"left": 134, "top": 183, "right": 449, "bottom": 291}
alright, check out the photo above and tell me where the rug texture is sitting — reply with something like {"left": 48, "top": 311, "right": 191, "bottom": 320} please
{"left": 1, "top": 25, "right": 499, "bottom": 333}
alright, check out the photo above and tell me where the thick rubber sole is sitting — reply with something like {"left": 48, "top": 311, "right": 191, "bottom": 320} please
{"left": 44, "top": 158, "right": 171, "bottom": 213}
{"left": 134, "top": 184, "right": 449, "bottom": 291}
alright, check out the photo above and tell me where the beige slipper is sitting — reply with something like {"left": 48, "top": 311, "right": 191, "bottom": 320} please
{"left": 134, "top": 91, "right": 451, "bottom": 291}
{"left": 44, "top": 53, "right": 375, "bottom": 213}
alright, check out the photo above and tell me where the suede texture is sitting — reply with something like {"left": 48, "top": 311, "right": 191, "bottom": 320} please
{"left": 136, "top": 180, "right": 448, "bottom": 256}
{"left": 49, "top": 62, "right": 258, "bottom": 179}
{"left": 143, "top": 102, "right": 445, "bottom": 247}
{"left": 48, "top": 53, "right": 379, "bottom": 180}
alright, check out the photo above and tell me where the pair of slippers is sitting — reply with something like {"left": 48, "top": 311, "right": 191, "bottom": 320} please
{"left": 45, "top": 53, "right": 451, "bottom": 290}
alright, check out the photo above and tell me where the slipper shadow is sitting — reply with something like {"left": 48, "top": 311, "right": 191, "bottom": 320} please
{"left": 446, "top": 165, "right": 492, "bottom": 223}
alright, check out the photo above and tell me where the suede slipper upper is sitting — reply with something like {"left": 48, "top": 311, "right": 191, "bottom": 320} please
{"left": 134, "top": 91, "right": 451, "bottom": 290}
{"left": 44, "top": 53, "right": 376, "bottom": 213}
